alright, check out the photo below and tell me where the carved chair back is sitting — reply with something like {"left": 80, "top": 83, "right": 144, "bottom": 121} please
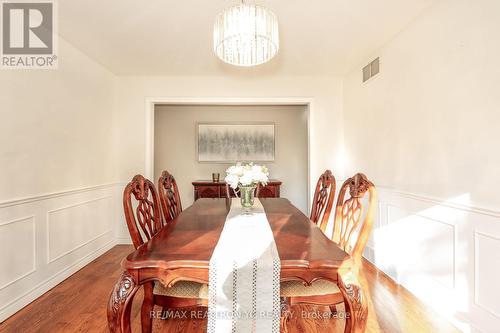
{"left": 158, "top": 170, "right": 183, "bottom": 223}
{"left": 332, "top": 173, "right": 376, "bottom": 262}
{"left": 225, "top": 183, "right": 261, "bottom": 199}
{"left": 310, "top": 170, "right": 336, "bottom": 232}
{"left": 123, "top": 175, "right": 162, "bottom": 249}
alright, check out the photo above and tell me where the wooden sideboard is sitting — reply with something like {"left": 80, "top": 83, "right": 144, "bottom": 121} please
{"left": 192, "top": 180, "right": 282, "bottom": 201}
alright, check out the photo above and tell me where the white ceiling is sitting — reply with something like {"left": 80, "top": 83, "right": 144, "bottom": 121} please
{"left": 59, "top": 0, "right": 437, "bottom": 76}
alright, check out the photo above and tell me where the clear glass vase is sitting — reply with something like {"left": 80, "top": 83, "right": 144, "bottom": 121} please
{"left": 239, "top": 185, "right": 256, "bottom": 210}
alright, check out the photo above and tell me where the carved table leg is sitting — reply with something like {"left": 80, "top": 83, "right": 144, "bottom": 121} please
{"left": 280, "top": 297, "right": 291, "bottom": 333}
{"left": 338, "top": 270, "right": 367, "bottom": 333}
{"left": 107, "top": 271, "right": 139, "bottom": 333}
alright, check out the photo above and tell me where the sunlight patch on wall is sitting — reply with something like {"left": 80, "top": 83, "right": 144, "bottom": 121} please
{"left": 372, "top": 193, "right": 472, "bottom": 332}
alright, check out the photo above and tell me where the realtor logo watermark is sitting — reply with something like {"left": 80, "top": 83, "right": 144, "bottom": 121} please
{"left": 1, "top": 0, "right": 57, "bottom": 69}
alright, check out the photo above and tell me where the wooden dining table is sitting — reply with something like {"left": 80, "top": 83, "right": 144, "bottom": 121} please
{"left": 107, "top": 198, "right": 367, "bottom": 333}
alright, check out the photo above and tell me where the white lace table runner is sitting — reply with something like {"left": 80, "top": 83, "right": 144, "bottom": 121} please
{"left": 208, "top": 198, "right": 281, "bottom": 333}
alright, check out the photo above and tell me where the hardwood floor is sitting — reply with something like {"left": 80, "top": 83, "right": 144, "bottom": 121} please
{"left": 0, "top": 245, "right": 460, "bottom": 333}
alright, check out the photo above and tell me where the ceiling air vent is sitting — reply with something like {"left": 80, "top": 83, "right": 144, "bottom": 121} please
{"left": 362, "top": 57, "right": 380, "bottom": 82}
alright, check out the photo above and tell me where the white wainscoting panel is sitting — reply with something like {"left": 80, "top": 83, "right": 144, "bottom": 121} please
{"left": 474, "top": 231, "right": 500, "bottom": 319}
{"left": 0, "top": 216, "right": 36, "bottom": 290}
{"left": 0, "top": 183, "right": 122, "bottom": 322}
{"left": 366, "top": 186, "right": 500, "bottom": 333}
{"left": 386, "top": 204, "right": 455, "bottom": 289}
{"left": 47, "top": 196, "right": 113, "bottom": 263}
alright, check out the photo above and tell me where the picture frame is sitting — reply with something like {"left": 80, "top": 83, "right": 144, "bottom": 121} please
{"left": 197, "top": 122, "right": 275, "bottom": 163}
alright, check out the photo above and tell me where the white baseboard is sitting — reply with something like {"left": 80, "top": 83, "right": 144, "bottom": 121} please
{"left": 363, "top": 246, "right": 375, "bottom": 263}
{"left": 116, "top": 237, "right": 133, "bottom": 245}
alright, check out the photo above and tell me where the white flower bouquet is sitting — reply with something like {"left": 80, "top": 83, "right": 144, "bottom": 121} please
{"left": 224, "top": 162, "right": 270, "bottom": 190}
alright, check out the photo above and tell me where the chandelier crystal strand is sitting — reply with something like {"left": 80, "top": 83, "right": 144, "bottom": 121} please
{"left": 213, "top": 3, "right": 279, "bottom": 66}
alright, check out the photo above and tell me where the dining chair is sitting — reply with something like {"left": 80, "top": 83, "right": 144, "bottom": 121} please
{"left": 310, "top": 169, "right": 336, "bottom": 232}
{"left": 123, "top": 175, "right": 163, "bottom": 249}
{"left": 158, "top": 170, "right": 182, "bottom": 224}
{"left": 123, "top": 175, "right": 207, "bottom": 333}
{"left": 281, "top": 173, "right": 376, "bottom": 317}
{"left": 225, "top": 182, "right": 261, "bottom": 198}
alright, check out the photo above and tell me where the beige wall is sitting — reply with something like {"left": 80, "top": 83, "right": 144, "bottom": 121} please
{"left": 154, "top": 105, "right": 308, "bottom": 212}
{"left": 0, "top": 38, "right": 117, "bottom": 201}
{"left": 344, "top": 0, "right": 500, "bottom": 210}
{"left": 114, "top": 76, "right": 344, "bottom": 206}
{"left": 0, "top": 38, "right": 119, "bottom": 321}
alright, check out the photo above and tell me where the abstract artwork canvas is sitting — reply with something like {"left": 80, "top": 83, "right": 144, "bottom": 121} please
{"left": 197, "top": 123, "right": 275, "bottom": 162}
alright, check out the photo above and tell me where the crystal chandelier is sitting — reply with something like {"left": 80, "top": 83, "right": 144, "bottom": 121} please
{"left": 213, "top": 1, "right": 279, "bottom": 67}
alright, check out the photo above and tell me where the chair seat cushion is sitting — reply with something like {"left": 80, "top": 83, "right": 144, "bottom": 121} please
{"left": 154, "top": 280, "right": 338, "bottom": 299}
{"left": 280, "top": 279, "right": 340, "bottom": 297}
{"left": 154, "top": 281, "right": 208, "bottom": 299}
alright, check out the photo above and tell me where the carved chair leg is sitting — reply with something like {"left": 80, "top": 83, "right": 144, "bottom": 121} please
{"left": 141, "top": 282, "right": 155, "bottom": 333}
{"left": 338, "top": 271, "right": 367, "bottom": 333}
{"left": 107, "top": 271, "right": 139, "bottom": 333}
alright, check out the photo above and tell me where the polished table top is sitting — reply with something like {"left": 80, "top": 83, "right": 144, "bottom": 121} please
{"left": 123, "top": 198, "right": 350, "bottom": 272}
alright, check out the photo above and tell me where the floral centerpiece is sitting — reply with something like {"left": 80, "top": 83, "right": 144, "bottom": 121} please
{"left": 225, "top": 162, "right": 269, "bottom": 210}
